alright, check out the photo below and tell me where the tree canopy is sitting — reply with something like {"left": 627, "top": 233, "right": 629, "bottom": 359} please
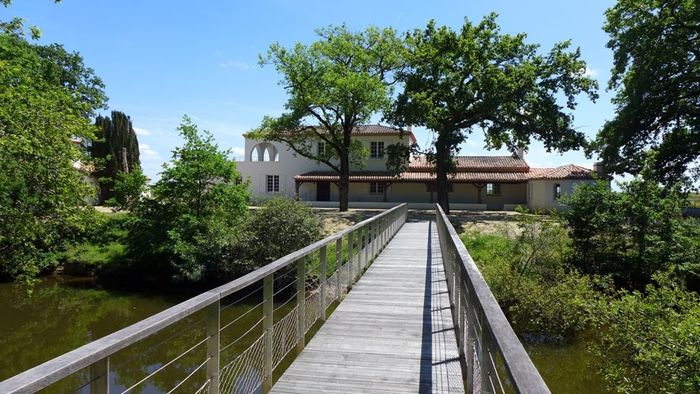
{"left": 0, "top": 32, "right": 106, "bottom": 281}
{"left": 92, "top": 111, "right": 141, "bottom": 203}
{"left": 252, "top": 25, "right": 405, "bottom": 211}
{"left": 594, "top": 0, "right": 699, "bottom": 186}
{"left": 127, "top": 117, "right": 249, "bottom": 282}
{"left": 388, "top": 14, "right": 598, "bottom": 213}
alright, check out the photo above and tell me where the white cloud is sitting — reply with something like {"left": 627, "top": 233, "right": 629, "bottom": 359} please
{"left": 219, "top": 60, "right": 252, "bottom": 70}
{"left": 139, "top": 143, "right": 161, "bottom": 161}
{"left": 231, "top": 146, "right": 245, "bottom": 157}
{"left": 584, "top": 67, "right": 599, "bottom": 78}
{"left": 133, "top": 127, "right": 151, "bottom": 136}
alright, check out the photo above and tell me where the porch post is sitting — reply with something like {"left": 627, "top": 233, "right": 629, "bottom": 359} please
{"left": 294, "top": 180, "right": 302, "bottom": 201}
{"left": 383, "top": 182, "right": 391, "bottom": 203}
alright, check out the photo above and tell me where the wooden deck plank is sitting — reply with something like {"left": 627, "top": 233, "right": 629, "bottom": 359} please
{"left": 271, "top": 220, "right": 464, "bottom": 394}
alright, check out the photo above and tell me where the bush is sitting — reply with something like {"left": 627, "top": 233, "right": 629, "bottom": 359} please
{"left": 460, "top": 212, "right": 601, "bottom": 341}
{"left": 590, "top": 273, "right": 700, "bottom": 393}
{"left": 241, "top": 198, "right": 322, "bottom": 268}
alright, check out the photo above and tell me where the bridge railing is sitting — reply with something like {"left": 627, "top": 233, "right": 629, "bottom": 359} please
{"left": 435, "top": 204, "right": 550, "bottom": 394}
{"left": 0, "top": 204, "right": 408, "bottom": 394}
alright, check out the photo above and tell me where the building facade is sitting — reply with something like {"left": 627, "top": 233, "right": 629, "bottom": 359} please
{"left": 236, "top": 125, "right": 596, "bottom": 210}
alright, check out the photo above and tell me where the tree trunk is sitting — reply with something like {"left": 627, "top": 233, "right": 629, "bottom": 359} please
{"left": 435, "top": 135, "right": 450, "bottom": 214}
{"left": 339, "top": 146, "right": 350, "bottom": 212}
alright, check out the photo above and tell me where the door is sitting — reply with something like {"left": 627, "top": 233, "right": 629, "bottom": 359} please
{"left": 316, "top": 182, "right": 331, "bottom": 201}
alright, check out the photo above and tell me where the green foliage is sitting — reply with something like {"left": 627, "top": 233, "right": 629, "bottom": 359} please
{"left": 388, "top": 14, "right": 598, "bottom": 213}
{"left": 127, "top": 116, "right": 249, "bottom": 282}
{"left": 559, "top": 175, "right": 700, "bottom": 290}
{"left": 241, "top": 198, "right": 322, "bottom": 268}
{"left": 594, "top": 0, "right": 700, "bottom": 186}
{"left": 590, "top": 274, "right": 700, "bottom": 393}
{"left": 92, "top": 111, "right": 141, "bottom": 203}
{"left": 460, "top": 213, "right": 600, "bottom": 340}
{"left": 0, "top": 32, "right": 106, "bottom": 282}
{"left": 254, "top": 25, "right": 405, "bottom": 211}
{"left": 60, "top": 211, "right": 130, "bottom": 275}
{"left": 105, "top": 168, "right": 148, "bottom": 211}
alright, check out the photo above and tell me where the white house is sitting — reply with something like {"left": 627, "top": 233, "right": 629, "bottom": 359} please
{"left": 236, "top": 125, "right": 597, "bottom": 210}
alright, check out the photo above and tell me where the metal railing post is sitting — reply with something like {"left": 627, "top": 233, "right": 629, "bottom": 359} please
{"left": 465, "top": 303, "right": 475, "bottom": 393}
{"left": 89, "top": 357, "right": 109, "bottom": 394}
{"left": 296, "top": 258, "right": 306, "bottom": 354}
{"left": 362, "top": 226, "right": 369, "bottom": 272}
{"left": 319, "top": 245, "right": 327, "bottom": 322}
{"left": 347, "top": 231, "right": 354, "bottom": 290}
{"left": 206, "top": 301, "right": 220, "bottom": 394}
{"left": 336, "top": 237, "right": 342, "bottom": 300}
{"left": 263, "top": 274, "right": 274, "bottom": 392}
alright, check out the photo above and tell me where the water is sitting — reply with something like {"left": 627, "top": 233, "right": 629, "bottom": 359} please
{"left": 526, "top": 338, "right": 610, "bottom": 393}
{"left": 0, "top": 276, "right": 608, "bottom": 393}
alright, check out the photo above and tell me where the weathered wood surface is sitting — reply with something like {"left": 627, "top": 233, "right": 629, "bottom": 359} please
{"left": 271, "top": 220, "right": 464, "bottom": 393}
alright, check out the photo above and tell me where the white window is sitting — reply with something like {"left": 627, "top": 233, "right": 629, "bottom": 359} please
{"left": 266, "top": 175, "right": 280, "bottom": 193}
{"left": 369, "top": 182, "right": 384, "bottom": 195}
{"left": 554, "top": 183, "right": 561, "bottom": 199}
{"left": 317, "top": 141, "right": 326, "bottom": 156}
{"left": 486, "top": 183, "right": 500, "bottom": 195}
{"left": 370, "top": 141, "right": 384, "bottom": 158}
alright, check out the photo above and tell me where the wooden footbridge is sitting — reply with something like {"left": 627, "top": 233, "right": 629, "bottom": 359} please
{"left": 0, "top": 204, "right": 549, "bottom": 394}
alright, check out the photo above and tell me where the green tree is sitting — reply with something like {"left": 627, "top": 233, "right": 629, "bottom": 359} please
{"left": 0, "top": 32, "right": 106, "bottom": 282}
{"left": 591, "top": 274, "right": 700, "bottom": 393}
{"left": 388, "top": 14, "right": 598, "bottom": 213}
{"left": 105, "top": 168, "right": 147, "bottom": 211}
{"left": 127, "top": 116, "right": 249, "bottom": 282}
{"left": 92, "top": 111, "right": 141, "bottom": 203}
{"left": 560, "top": 170, "right": 700, "bottom": 290}
{"left": 594, "top": 0, "right": 699, "bottom": 186}
{"left": 253, "top": 25, "right": 404, "bottom": 211}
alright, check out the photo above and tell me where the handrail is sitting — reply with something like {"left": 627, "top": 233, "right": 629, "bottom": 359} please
{"left": 0, "top": 203, "right": 409, "bottom": 394}
{"left": 435, "top": 204, "right": 550, "bottom": 394}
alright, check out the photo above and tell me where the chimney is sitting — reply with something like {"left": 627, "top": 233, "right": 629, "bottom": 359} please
{"left": 593, "top": 162, "right": 605, "bottom": 177}
{"left": 406, "top": 125, "right": 412, "bottom": 133}
{"left": 516, "top": 146, "right": 526, "bottom": 159}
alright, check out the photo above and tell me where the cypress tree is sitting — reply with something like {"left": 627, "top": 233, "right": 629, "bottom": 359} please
{"left": 91, "top": 111, "right": 141, "bottom": 203}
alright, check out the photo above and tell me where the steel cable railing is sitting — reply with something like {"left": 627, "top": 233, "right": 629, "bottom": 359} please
{"left": 435, "top": 204, "right": 550, "bottom": 394}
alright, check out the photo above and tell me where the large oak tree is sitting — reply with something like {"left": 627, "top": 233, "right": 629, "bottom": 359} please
{"left": 594, "top": 0, "right": 699, "bottom": 187}
{"left": 388, "top": 14, "right": 598, "bottom": 213}
{"left": 252, "top": 25, "right": 404, "bottom": 211}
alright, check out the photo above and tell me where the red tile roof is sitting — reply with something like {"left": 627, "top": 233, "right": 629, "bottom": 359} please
{"left": 294, "top": 164, "right": 593, "bottom": 183}
{"left": 408, "top": 155, "right": 529, "bottom": 172}
{"left": 527, "top": 164, "right": 594, "bottom": 180}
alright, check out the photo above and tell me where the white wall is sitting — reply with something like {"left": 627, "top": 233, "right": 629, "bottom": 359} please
{"left": 527, "top": 180, "right": 595, "bottom": 211}
{"left": 237, "top": 136, "right": 411, "bottom": 200}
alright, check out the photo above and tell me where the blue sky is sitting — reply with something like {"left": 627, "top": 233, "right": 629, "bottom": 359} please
{"left": 2, "top": 0, "right": 617, "bottom": 180}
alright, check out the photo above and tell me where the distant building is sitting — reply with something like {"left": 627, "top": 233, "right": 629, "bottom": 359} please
{"left": 236, "top": 125, "right": 596, "bottom": 210}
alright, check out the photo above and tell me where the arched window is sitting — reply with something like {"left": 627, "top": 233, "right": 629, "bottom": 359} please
{"left": 554, "top": 183, "right": 561, "bottom": 199}
{"left": 249, "top": 143, "right": 279, "bottom": 162}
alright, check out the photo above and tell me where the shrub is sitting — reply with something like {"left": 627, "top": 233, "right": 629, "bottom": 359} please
{"left": 460, "top": 212, "right": 601, "bottom": 341}
{"left": 590, "top": 273, "right": 700, "bottom": 393}
{"left": 242, "top": 198, "right": 322, "bottom": 268}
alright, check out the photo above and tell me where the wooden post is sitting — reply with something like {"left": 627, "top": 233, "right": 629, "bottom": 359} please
{"left": 263, "top": 275, "right": 273, "bottom": 392}
{"left": 336, "top": 237, "right": 342, "bottom": 300}
{"left": 206, "top": 301, "right": 220, "bottom": 394}
{"left": 319, "top": 245, "right": 327, "bottom": 322}
{"left": 296, "top": 258, "right": 306, "bottom": 354}
{"left": 89, "top": 357, "right": 109, "bottom": 394}
{"left": 294, "top": 181, "right": 301, "bottom": 201}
